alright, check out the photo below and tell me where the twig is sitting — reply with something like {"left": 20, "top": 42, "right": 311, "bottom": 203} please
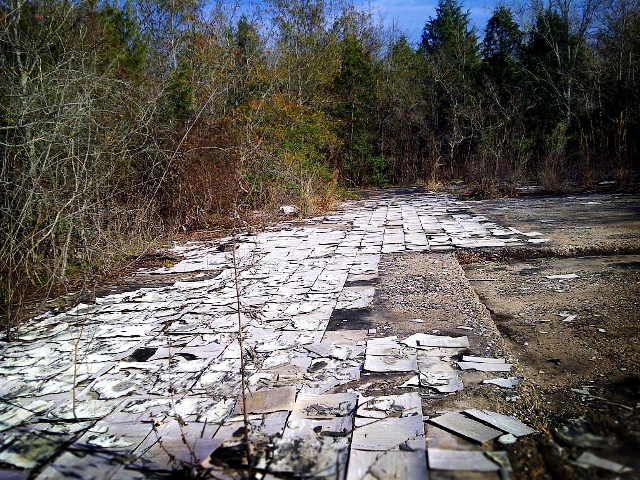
{"left": 587, "top": 394, "right": 634, "bottom": 411}
{"left": 232, "top": 231, "right": 253, "bottom": 476}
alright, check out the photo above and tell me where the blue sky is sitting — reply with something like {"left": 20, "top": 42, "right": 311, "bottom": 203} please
{"left": 356, "top": 0, "right": 496, "bottom": 44}
{"left": 210, "top": 0, "right": 498, "bottom": 45}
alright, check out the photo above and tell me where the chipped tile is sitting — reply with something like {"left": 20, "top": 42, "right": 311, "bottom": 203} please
{"left": 364, "top": 354, "right": 417, "bottom": 373}
{"left": 233, "top": 386, "right": 295, "bottom": 415}
{"left": 402, "top": 333, "right": 469, "bottom": 349}
{"left": 428, "top": 448, "right": 506, "bottom": 471}
{"left": 457, "top": 361, "right": 512, "bottom": 372}
{"left": 346, "top": 449, "right": 428, "bottom": 480}
{"left": 351, "top": 415, "right": 425, "bottom": 451}
{"left": 464, "top": 409, "right": 535, "bottom": 437}
{"left": 430, "top": 412, "right": 503, "bottom": 443}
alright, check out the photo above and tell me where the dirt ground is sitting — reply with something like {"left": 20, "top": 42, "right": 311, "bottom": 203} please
{"left": 362, "top": 192, "right": 640, "bottom": 479}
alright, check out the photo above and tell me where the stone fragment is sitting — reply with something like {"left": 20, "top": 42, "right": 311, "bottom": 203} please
{"left": 498, "top": 433, "right": 517, "bottom": 445}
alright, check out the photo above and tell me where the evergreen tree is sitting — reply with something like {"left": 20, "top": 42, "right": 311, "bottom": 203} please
{"left": 420, "top": 0, "right": 480, "bottom": 173}
{"left": 421, "top": 0, "right": 479, "bottom": 77}
{"left": 482, "top": 6, "right": 522, "bottom": 85}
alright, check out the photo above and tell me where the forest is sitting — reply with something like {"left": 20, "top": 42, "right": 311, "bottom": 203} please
{"left": 1, "top": 0, "right": 639, "bottom": 330}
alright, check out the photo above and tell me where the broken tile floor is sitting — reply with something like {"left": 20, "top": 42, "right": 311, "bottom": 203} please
{"left": 1, "top": 189, "right": 551, "bottom": 479}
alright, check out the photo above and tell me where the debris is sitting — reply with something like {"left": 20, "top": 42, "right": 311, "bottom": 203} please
{"left": 485, "top": 451, "right": 514, "bottom": 480}
{"left": 364, "top": 338, "right": 417, "bottom": 372}
{"left": 571, "top": 388, "right": 591, "bottom": 395}
{"left": 570, "top": 389, "right": 634, "bottom": 411}
{"left": 0, "top": 400, "right": 52, "bottom": 432}
{"left": 356, "top": 393, "right": 422, "bottom": 419}
{"left": 457, "top": 361, "right": 512, "bottom": 372}
{"left": 554, "top": 418, "right": 612, "bottom": 448}
{"left": 49, "top": 399, "right": 117, "bottom": 421}
{"left": 482, "top": 377, "right": 519, "bottom": 389}
{"left": 498, "top": 433, "right": 517, "bottom": 445}
{"left": 366, "top": 342, "right": 413, "bottom": 357}
{"left": 402, "top": 371, "right": 463, "bottom": 393}
{"left": 574, "top": 452, "right": 633, "bottom": 473}
{"left": 0, "top": 432, "right": 61, "bottom": 469}
{"left": 430, "top": 375, "right": 463, "bottom": 393}
{"left": 279, "top": 205, "right": 299, "bottom": 215}
{"left": 233, "top": 386, "right": 296, "bottom": 415}
{"left": 351, "top": 415, "right": 425, "bottom": 451}
{"left": 198, "top": 399, "right": 236, "bottom": 423}
{"left": 84, "top": 431, "right": 133, "bottom": 449}
{"left": 347, "top": 449, "right": 428, "bottom": 480}
{"left": 304, "top": 342, "right": 365, "bottom": 360}
{"left": 285, "top": 416, "right": 353, "bottom": 440}
{"left": 428, "top": 449, "right": 510, "bottom": 471}
{"left": 269, "top": 436, "right": 349, "bottom": 477}
{"left": 3, "top": 192, "right": 618, "bottom": 477}
{"left": 430, "top": 412, "right": 503, "bottom": 443}
{"left": 464, "top": 409, "right": 535, "bottom": 437}
{"left": 364, "top": 354, "right": 417, "bottom": 373}
{"left": 402, "top": 333, "right": 469, "bottom": 349}
{"left": 292, "top": 392, "right": 357, "bottom": 418}
{"left": 90, "top": 371, "right": 148, "bottom": 399}
{"left": 462, "top": 356, "right": 506, "bottom": 363}
{"left": 546, "top": 274, "right": 579, "bottom": 280}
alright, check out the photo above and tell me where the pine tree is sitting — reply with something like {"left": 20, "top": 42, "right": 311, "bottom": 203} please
{"left": 421, "top": 0, "right": 479, "bottom": 76}
{"left": 482, "top": 6, "right": 522, "bottom": 85}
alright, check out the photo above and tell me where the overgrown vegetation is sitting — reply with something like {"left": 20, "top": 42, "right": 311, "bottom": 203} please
{"left": 1, "top": 0, "right": 639, "bottom": 332}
